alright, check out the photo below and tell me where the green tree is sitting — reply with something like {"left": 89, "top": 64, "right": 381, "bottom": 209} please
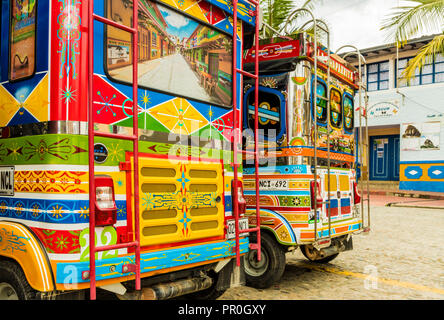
{"left": 381, "top": 0, "right": 444, "bottom": 83}
{"left": 261, "top": 0, "right": 324, "bottom": 38}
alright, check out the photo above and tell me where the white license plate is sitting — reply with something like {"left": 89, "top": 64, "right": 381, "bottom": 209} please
{"left": 226, "top": 218, "right": 249, "bottom": 239}
{"left": 0, "top": 166, "right": 14, "bottom": 196}
{"left": 258, "top": 179, "right": 289, "bottom": 190}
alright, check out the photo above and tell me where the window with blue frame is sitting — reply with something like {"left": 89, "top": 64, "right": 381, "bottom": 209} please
{"left": 330, "top": 88, "right": 342, "bottom": 129}
{"left": 343, "top": 94, "right": 354, "bottom": 132}
{"left": 397, "top": 54, "right": 444, "bottom": 87}
{"left": 314, "top": 81, "right": 327, "bottom": 124}
{"left": 366, "top": 61, "right": 389, "bottom": 91}
{"left": 247, "top": 89, "right": 282, "bottom": 139}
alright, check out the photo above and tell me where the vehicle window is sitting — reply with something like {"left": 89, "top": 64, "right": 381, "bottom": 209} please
{"left": 343, "top": 94, "right": 354, "bottom": 131}
{"left": 9, "top": 0, "right": 37, "bottom": 81}
{"left": 105, "top": 0, "right": 233, "bottom": 107}
{"left": 314, "top": 81, "right": 327, "bottom": 123}
{"left": 247, "top": 89, "right": 281, "bottom": 139}
{"left": 330, "top": 88, "right": 342, "bottom": 129}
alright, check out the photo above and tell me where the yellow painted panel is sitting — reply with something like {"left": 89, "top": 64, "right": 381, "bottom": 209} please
{"left": 135, "top": 157, "right": 225, "bottom": 246}
{"left": 339, "top": 175, "right": 350, "bottom": 191}
{"left": 24, "top": 74, "right": 49, "bottom": 121}
{"left": 0, "top": 85, "right": 20, "bottom": 126}
{"left": 324, "top": 174, "right": 337, "bottom": 191}
{"left": 0, "top": 221, "right": 54, "bottom": 292}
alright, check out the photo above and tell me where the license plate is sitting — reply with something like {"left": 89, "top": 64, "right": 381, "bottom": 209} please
{"left": 226, "top": 218, "right": 249, "bottom": 239}
{"left": 258, "top": 179, "right": 289, "bottom": 190}
{"left": 0, "top": 166, "right": 14, "bottom": 196}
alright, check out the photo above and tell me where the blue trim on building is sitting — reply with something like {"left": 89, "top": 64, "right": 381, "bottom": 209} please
{"left": 399, "top": 181, "right": 444, "bottom": 193}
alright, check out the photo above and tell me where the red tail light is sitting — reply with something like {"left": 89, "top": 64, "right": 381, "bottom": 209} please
{"left": 310, "top": 180, "right": 323, "bottom": 210}
{"left": 233, "top": 180, "right": 246, "bottom": 216}
{"left": 238, "top": 187, "right": 246, "bottom": 216}
{"left": 94, "top": 176, "right": 117, "bottom": 226}
{"left": 353, "top": 181, "right": 361, "bottom": 205}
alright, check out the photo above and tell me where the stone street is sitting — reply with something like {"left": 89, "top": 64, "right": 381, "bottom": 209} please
{"left": 220, "top": 196, "right": 444, "bottom": 300}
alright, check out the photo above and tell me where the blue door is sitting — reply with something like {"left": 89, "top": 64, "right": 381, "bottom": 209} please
{"left": 370, "top": 135, "right": 400, "bottom": 181}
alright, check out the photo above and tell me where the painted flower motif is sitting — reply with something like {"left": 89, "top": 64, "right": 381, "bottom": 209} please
{"left": 51, "top": 204, "right": 64, "bottom": 219}
{"left": 14, "top": 202, "right": 24, "bottom": 217}
{"left": 292, "top": 197, "right": 301, "bottom": 206}
{"left": 0, "top": 201, "right": 7, "bottom": 215}
{"left": 279, "top": 229, "right": 290, "bottom": 241}
{"left": 117, "top": 204, "right": 126, "bottom": 217}
{"left": 79, "top": 206, "right": 89, "bottom": 219}
{"left": 55, "top": 235, "right": 70, "bottom": 250}
{"left": 142, "top": 193, "right": 155, "bottom": 211}
{"left": 31, "top": 204, "right": 41, "bottom": 217}
{"left": 175, "top": 190, "right": 192, "bottom": 210}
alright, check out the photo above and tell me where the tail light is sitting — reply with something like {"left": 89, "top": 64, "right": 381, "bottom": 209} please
{"left": 310, "top": 180, "right": 323, "bottom": 210}
{"left": 94, "top": 176, "right": 117, "bottom": 226}
{"left": 232, "top": 180, "right": 246, "bottom": 216}
{"left": 353, "top": 181, "right": 361, "bottom": 205}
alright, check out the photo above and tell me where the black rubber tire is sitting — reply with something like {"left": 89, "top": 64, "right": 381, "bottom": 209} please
{"left": 0, "top": 260, "right": 38, "bottom": 300}
{"left": 243, "top": 232, "right": 286, "bottom": 289}
{"left": 300, "top": 245, "right": 339, "bottom": 263}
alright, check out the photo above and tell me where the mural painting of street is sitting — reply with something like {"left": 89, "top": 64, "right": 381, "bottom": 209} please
{"left": 106, "top": 0, "right": 233, "bottom": 107}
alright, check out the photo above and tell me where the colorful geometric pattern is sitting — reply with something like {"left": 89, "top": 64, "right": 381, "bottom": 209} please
{"left": 55, "top": 238, "right": 249, "bottom": 284}
{"left": 0, "top": 198, "right": 127, "bottom": 224}
{"left": 14, "top": 170, "right": 88, "bottom": 194}
{"left": 0, "top": 73, "right": 49, "bottom": 127}
{"left": 0, "top": 135, "right": 87, "bottom": 164}
{"left": 0, "top": 227, "right": 29, "bottom": 254}
{"left": 400, "top": 162, "right": 444, "bottom": 193}
{"left": 148, "top": 98, "right": 209, "bottom": 135}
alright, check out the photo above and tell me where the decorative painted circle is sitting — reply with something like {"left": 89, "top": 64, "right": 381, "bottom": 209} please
{"left": 94, "top": 143, "right": 108, "bottom": 164}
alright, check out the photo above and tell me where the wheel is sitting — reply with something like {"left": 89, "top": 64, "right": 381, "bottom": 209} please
{"left": 243, "top": 232, "right": 286, "bottom": 289}
{"left": 0, "top": 260, "right": 38, "bottom": 300}
{"left": 300, "top": 245, "right": 339, "bottom": 263}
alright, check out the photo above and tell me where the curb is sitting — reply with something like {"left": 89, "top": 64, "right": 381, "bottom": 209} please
{"left": 386, "top": 202, "right": 444, "bottom": 210}
{"left": 365, "top": 190, "right": 444, "bottom": 201}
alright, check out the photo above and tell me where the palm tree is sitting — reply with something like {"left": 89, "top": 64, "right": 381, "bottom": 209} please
{"left": 381, "top": 0, "right": 444, "bottom": 83}
{"left": 261, "top": 0, "right": 324, "bottom": 38}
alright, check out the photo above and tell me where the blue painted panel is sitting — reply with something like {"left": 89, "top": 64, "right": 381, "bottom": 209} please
{"left": 0, "top": 197, "right": 127, "bottom": 224}
{"left": 427, "top": 166, "right": 444, "bottom": 179}
{"left": 56, "top": 238, "right": 250, "bottom": 284}
{"left": 404, "top": 166, "right": 423, "bottom": 180}
{"left": 400, "top": 181, "right": 444, "bottom": 193}
{"left": 244, "top": 165, "right": 309, "bottom": 175}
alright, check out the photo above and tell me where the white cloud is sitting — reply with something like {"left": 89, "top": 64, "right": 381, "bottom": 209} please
{"left": 160, "top": 8, "right": 190, "bottom": 28}
{"left": 312, "top": 0, "right": 417, "bottom": 51}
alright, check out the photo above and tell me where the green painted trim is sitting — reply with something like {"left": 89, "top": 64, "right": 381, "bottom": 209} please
{"left": 0, "top": 134, "right": 234, "bottom": 166}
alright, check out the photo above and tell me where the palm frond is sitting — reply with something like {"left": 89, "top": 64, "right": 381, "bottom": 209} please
{"left": 381, "top": 0, "right": 444, "bottom": 42}
{"left": 399, "top": 34, "right": 444, "bottom": 84}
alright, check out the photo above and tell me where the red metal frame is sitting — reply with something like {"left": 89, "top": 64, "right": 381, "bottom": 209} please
{"left": 232, "top": 0, "right": 261, "bottom": 266}
{"left": 87, "top": 0, "right": 141, "bottom": 300}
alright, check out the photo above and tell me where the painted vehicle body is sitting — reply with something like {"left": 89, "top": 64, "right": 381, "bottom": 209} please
{"left": 241, "top": 35, "right": 364, "bottom": 287}
{"left": 0, "top": 0, "right": 256, "bottom": 299}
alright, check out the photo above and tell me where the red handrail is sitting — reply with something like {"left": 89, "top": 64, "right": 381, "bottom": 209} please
{"left": 232, "top": 0, "right": 261, "bottom": 266}
{"left": 87, "top": 0, "right": 141, "bottom": 300}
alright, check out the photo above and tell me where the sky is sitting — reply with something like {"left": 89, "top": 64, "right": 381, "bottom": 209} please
{"left": 159, "top": 6, "right": 198, "bottom": 41}
{"left": 310, "top": 0, "right": 429, "bottom": 52}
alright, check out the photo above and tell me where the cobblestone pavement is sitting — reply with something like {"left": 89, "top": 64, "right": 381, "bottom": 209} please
{"left": 220, "top": 198, "right": 444, "bottom": 300}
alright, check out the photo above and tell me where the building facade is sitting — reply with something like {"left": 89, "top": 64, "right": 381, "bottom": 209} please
{"left": 343, "top": 35, "right": 444, "bottom": 193}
